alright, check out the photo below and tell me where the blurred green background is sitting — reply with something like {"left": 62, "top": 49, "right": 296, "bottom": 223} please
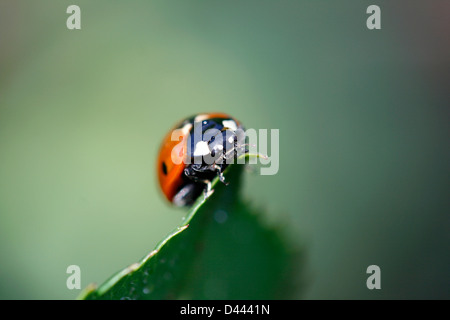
{"left": 0, "top": 1, "right": 448, "bottom": 299}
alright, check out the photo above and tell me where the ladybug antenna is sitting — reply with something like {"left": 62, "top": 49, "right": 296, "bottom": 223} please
{"left": 203, "top": 180, "right": 214, "bottom": 200}
{"left": 238, "top": 143, "right": 269, "bottom": 160}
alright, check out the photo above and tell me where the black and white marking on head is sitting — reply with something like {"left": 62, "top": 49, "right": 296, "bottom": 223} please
{"left": 222, "top": 120, "right": 237, "bottom": 131}
{"left": 193, "top": 141, "right": 210, "bottom": 157}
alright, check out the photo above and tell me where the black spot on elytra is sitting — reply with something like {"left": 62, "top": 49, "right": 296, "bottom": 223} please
{"left": 161, "top": 162, "right": 168, "bottom": 175}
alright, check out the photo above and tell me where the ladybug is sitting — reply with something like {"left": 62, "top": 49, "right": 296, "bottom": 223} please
{"left": 157, "top": 113, "right": 246, "bottom": 207}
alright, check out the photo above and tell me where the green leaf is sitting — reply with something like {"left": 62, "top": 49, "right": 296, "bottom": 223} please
{"left": 78, "top": 160, "right": 305, "bottom": 300}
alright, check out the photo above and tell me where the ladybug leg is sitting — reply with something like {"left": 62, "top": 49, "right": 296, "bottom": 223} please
{"left": 212, "top": 164, "right": 229, "bottom": 186}
{"left": 184, "top": 167, "right": 215, "bottom": 200}
{"left": 172, "top": 183, "right": 198, "bottom": 207}
{"left": 187, "top": 178, "right": 214, "bottom": 200}
{"left": 201, "top": 179, "right": 214, "bottom": 200}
